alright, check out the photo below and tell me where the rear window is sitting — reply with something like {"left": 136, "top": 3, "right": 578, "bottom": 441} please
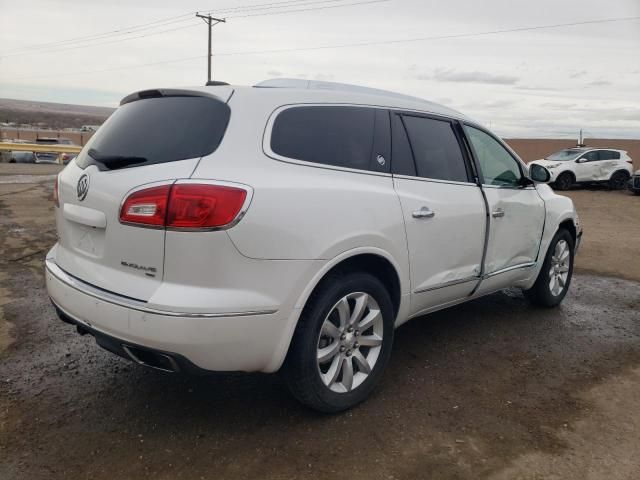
{"left": 77, "top": 96, "right": 230, "bottom": 170}
{"left": 599, "top": 150, "right": 620, "bottom": 160}
{"left": 270, "top": 106, "right": 379, "bottom": 172}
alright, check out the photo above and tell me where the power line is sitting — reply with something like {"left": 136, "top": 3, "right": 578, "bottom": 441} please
{"left": 214, "top": 15, "right": 640, "bottom": 55}
{"left": 225, "top": 0, "right": 386, "bottom": 18}
{"left": 0, "top": 0, "right": 355, "bottom": 57}
{"left": 204, "top": 0, "right": 358, "bottom": 16}
{"left": 9, "top": 15, "right": 640, "bottom": 81}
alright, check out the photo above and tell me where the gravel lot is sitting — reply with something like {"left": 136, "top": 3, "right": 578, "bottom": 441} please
{"left": 1, "top": 166, "right": 639, "bottom": 480}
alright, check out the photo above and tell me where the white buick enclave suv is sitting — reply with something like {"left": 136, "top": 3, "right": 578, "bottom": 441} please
{"left": 46, "top": 79, "right": 582, "bottom": 412}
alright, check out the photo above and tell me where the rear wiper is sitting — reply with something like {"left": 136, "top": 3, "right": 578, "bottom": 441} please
{"left": 88, "top": 148, "right": 147, "bottom": 169}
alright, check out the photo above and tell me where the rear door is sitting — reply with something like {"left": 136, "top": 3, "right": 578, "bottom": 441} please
{"left": 54, "top": 90, "right": 232, "bottom": 300}
{"left": 462, "top": 125, "right": 545, "bottom": 281}
{"left": 391, "top": 112, "right": 486, "bottom": 316}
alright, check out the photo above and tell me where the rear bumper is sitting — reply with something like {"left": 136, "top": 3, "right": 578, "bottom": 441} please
{"left": 46, "top": 257, "right": 297, "bottom": 373}
{"left": 53, "top": 304, "right": 209, "bottom": 374}
{"left": 628, "top": 176, "right": 640, "bottom": 192}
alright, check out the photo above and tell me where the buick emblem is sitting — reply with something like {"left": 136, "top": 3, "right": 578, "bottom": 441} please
{"left": 77, "top": 174, "right": 90, "bottom": 201}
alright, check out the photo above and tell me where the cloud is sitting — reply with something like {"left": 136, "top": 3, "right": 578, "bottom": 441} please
{"left": 432, "top": 69, "right": 518, "bottom": 85}
{"left": 540, "top": 102, "right": 577, "bottom": 109}
{"left": 588, "top": 80, "right": 612, "bottom": 86}
{"left": 515, "top": 85, "right": 562, "bottom": 92}
{"left": 313, "top": 73, "right": 334, "bottom": 81}
{"left": 569, "top": 70, "right": 587, "bottom": 79}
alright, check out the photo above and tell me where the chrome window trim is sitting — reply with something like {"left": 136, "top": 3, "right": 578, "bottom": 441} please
{"left": 392, "top": 174, "right": 477, "bottom": 187}
{"left": 46, "top": 258, "right": 277, "bottom": 318}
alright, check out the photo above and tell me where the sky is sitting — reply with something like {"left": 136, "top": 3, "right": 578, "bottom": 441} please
{"left": 0, "top": 0, "right": 639, "bottom": 138}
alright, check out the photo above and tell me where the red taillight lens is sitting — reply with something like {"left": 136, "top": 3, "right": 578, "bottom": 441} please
{"left": 53, "top": 176, "right": 59, "bottom": 207}
{"left": 120, "top": 183, "right": 247, "bottom": 229}
{"left": 166, "top": 184, "right": 247, "bottom": 229}
{"left": 120, "top": 185, "right": 171, "bottom": 226}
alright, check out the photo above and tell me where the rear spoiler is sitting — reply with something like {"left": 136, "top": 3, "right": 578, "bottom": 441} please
{"left": 120, "top": 87, "right": 234, "bottom": 106}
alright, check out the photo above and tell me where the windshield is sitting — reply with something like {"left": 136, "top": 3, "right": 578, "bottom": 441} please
{"left": 76, "top": 95, "right": 230, "bottom": 170}
{"left": 545, "top": 149, "right": 584, "bottom": 161}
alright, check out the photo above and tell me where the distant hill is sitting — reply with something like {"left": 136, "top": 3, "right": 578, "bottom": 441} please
{"left": 0, "top": 98, "right": 115, "bottom": 130}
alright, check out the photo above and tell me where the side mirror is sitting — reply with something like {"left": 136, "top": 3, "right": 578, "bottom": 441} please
{"left": 529, "top": 163, "right": 551, "bottom": 183}
{"left": 575, "top": 157, "right": 586, "bottom": 163}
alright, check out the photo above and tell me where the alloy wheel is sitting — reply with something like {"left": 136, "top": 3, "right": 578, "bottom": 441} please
{"left": 549, "top": 239, "right": 570, "bottom": 296}
{"left": 316, "top": 292, "right": 384, "bottom": 393}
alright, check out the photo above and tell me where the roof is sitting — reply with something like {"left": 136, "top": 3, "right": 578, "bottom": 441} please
{"left": 121, "top": 79, "right": 470, "bottom": 121}
{"left": 252, "top": 78, "right": 466, "bottom": 119}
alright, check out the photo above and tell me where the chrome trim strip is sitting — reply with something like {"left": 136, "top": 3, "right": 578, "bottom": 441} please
{"left": 483, "top": 262, "right": 536, "bottom": 279}
{"left": 413, "top": 276, "right": 478, "bottom": 294}
{"left": 392, "top": 174, "right": 476, "bottom": 187}
{"left": 481, "top": 184, "right": 536, "bottom": 190}
{"left": 46, "top": 258, "right": 277, "bottom": 318}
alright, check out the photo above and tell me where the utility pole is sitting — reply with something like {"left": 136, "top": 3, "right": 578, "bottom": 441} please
{"left": 195, "top": 12, "right": 226, "bottom": 84}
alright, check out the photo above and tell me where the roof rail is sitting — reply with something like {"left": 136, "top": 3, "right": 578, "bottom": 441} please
{"left": 253, "top": 78, "right": 462, "bottom": 115}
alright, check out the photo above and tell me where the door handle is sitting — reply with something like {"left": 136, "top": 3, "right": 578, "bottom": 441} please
{"left": 492, "top": 208, "right": 505, "bottom": 218}
{"left": 412, "top": 206, "right": 435, "bottom": 219}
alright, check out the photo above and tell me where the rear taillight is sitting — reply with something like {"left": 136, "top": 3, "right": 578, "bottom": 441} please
{"left": 626, "top": 160, "right": 633, "bottom": 164}
{"left": 53, "top": 176, "right": 59, "bottom": 207}
{"left": 120, "top": 183, "right": 248, "bottom": 229}
{"left": 120, "top": 185, "right": 171, "bottom": 227}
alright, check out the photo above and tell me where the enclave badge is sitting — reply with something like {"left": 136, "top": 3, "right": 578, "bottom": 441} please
{"left": 77, "top": 174, "right": 90, "bottom": 201}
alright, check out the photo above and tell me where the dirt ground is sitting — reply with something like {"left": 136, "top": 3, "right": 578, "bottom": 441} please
{"left": 1, "top": 166, "right": 640, "bottom": 479}
{"left": 563, "top": 188, "right": 640, "bottom": 282}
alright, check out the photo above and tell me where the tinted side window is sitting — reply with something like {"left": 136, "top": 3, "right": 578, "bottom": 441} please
{"left": 401, "top": 116, "right": 468, "bottom": 182}
{"left": 599, "top": 150, "right": 620, "bottom": 160}
{"left": 271, "top": 106, "right": 383, "bottom": 172}
{"left": 581, "top": 151, "right": 599, "bottom": 162}
{"left": 464, "top": 125, "right": 522, "bottom": 187}
{"left": 390, "top": 113, "right": 416, "bottom": 176}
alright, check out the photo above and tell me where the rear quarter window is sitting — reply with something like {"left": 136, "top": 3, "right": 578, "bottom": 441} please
{"left": 77, "top": 95, "right": 230, "bottom": 170}
{"left": 269, "top": 105, "right": 389, "bottom": 173}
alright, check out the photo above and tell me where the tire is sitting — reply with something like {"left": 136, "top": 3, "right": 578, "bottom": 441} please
{"left": 554, "top": 172, "right": 574, "bottom": 191}
{"left": 524, "top": 229, "right": 574, "bottom": 308}
{"left": 609, "top": 171, "right": 629, "bottom": 190}
{"left": 283, "top": 271, "right": 395, "bottom": 413}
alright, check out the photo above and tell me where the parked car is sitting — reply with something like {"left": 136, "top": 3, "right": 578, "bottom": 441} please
{"left": 628, "top": 169, "right": 640, "bottom": 195}
{"left": 12, "top": 151, "right": 37, "bottom": 163}
{"left": 34, "top": 137, "right": 77, "bottom": 164}
{"left": 1, "top": 139, "right": 35, "bottom": 163}
{"left": 46, "top": 79, "right": 582, "bottom": 412}
{"left": 530, "top": 147, "right": 633, "bottom": 190}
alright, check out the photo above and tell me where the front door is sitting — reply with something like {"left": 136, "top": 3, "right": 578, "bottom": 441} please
{"left": 391, "top": 113, "right": 486, "bottom": 317}
{"left": 462, "top": 125, "right": 545, "bottom": 282}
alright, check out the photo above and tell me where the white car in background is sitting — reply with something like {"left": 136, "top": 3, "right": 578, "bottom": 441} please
{"left": 530, "top": 147, "right": 633, "bottom": 191}
{"left": 46, "top": 79, "right": 582, "bottom": 412}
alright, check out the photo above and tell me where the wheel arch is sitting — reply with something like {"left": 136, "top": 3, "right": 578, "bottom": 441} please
{"left": 267, "top": 247, "right": 407, "bottom": 372}
{"left": 609, "top": 169, "right": 631, "bottom": 180}
{"left": 557, "top": 170, "right": 576, "bottom": 182}
{"left": 296, "top": 248, "right": 404, "bottom": 319}
{"left": 558, "top": 219, "right": 577, "bottom": 244}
